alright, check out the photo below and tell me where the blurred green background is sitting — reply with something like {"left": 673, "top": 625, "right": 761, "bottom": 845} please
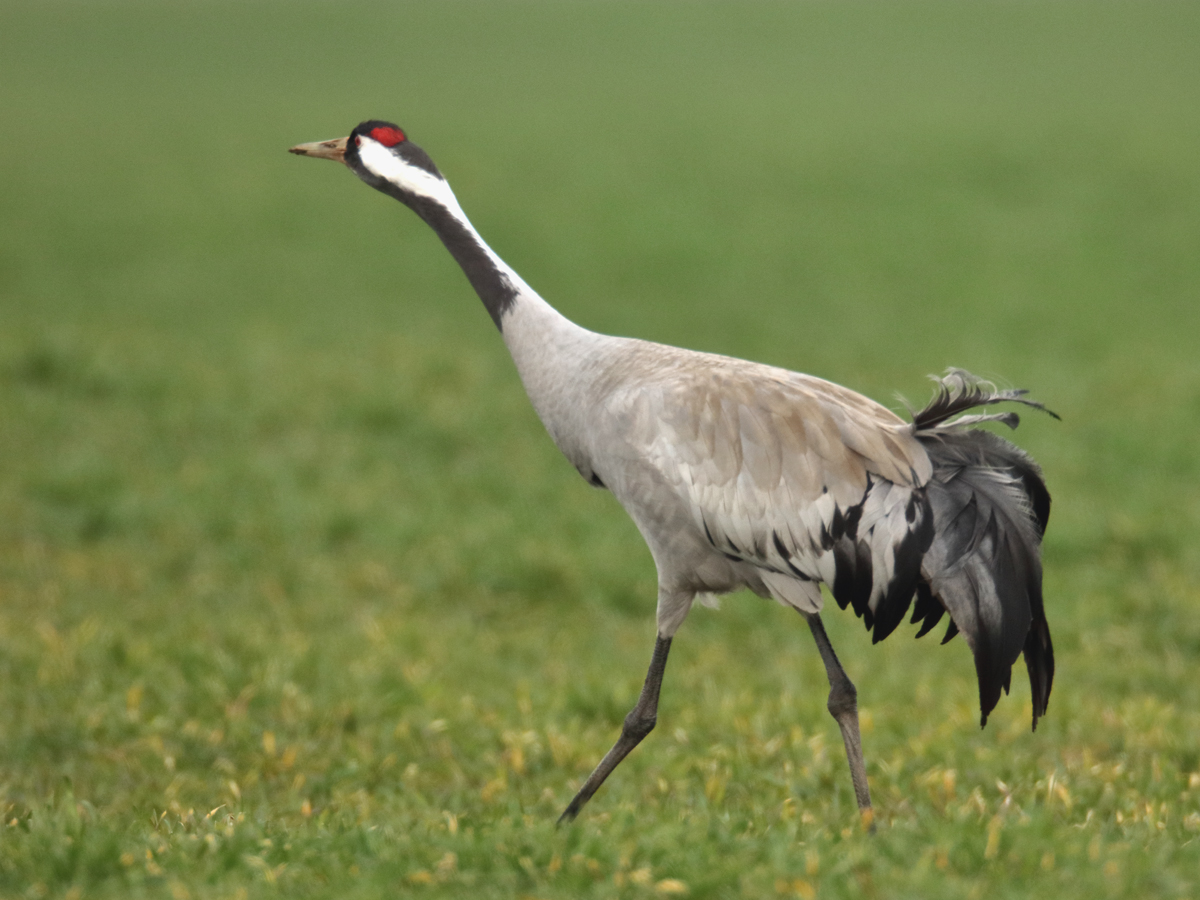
{"left": 1, "top": 1, "right": 1198, "bottom": 897}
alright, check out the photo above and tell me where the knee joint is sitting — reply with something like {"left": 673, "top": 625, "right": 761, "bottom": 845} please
{"left": 622, "top": 710, "right": 657, "bottom": 741}
{"left": 827, "top": 681, "right": 858, "bottom": 719}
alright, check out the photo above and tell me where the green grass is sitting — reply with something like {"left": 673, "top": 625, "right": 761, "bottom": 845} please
{"left": 2, "top": 0, "right": 1199, "bottom": 896}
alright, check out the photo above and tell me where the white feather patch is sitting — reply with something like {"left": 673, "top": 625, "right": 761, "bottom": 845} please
{"left": 760, "top": 571, "right": 823, "bottom": 614}
{"left": 357, "top": 137, "right": 464, "bottom": 213}
{"left": 357, "top": 136, "right": 540, "bottom": 304}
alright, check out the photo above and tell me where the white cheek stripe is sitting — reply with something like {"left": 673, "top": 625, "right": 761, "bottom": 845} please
{"left": 359, "top": 138, "right": 466, "bottom": 217}
{"left": 358, "top": 136, "right": 536, "bottom": 300}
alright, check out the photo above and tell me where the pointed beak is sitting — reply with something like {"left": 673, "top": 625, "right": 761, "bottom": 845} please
{"left": 289, "top": 136, "right": 349, "bottom": 163}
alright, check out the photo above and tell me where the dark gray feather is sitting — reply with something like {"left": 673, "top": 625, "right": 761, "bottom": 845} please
{"left": 910, "top": 370, "right": 1055, "bottom": 729}
{"left": 912, "top": 368, "right": 1059, "bottom": 431}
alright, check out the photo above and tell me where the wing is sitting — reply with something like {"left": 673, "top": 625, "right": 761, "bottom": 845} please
{"left": 606, "top": 350, "right": 935, "bottom": 640}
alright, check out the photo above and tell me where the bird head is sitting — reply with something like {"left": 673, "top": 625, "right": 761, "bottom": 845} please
{"left": 290, "top": 120, "right": 451, "bottom": 212}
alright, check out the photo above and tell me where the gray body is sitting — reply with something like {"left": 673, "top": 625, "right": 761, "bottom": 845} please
{"left": 291, "top": 122, "right": 1055, "bottom": 824}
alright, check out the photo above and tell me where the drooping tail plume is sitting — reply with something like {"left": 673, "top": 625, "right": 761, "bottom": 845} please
{"left": 910, "top": 370, "right": 1055, "bottom": 729}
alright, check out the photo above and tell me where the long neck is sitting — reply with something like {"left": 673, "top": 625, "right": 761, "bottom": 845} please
{"left": 401, "top": 185, "right": 603, "bottom": 466}
{"left": 403, "top": 187, "right": 590, "bottom": 355}
{"left": 409, "top": 194, "right": 521, "bottom": 330}
{"left": 356, "top": 137, "right": 574, "bottom": 337}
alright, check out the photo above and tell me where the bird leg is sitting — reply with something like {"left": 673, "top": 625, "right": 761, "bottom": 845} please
{"left": 558, "top": 635, "right": 672, "bottom": 823}
{"left": 801, "top": 611, "right": 874, "bottom": 827}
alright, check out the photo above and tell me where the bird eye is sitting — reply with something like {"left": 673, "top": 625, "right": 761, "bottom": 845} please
{"left": 355, "top": 136, "right": 362, "bottom": 147}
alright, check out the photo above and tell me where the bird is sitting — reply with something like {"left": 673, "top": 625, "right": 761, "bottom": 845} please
{"left": 290, "top": 120, "right": 1055, "bottom": 826}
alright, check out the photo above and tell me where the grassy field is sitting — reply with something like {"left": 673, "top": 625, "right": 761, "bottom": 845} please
{"left": 2, "top": 0, "right": 1199, "bottom": 896}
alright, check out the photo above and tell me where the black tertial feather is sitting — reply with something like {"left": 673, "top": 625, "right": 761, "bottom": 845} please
{"left": 908, "top": 370, "right": 1055, "bottom": 729}
{"left": 870, "top": 499, "right": 934, "bottom": 643}
{"left": 911, "top": 581, "right": 945, "bottom": 637}
{"left": 912, "top": 368, "right": 1059, "bottom": 431}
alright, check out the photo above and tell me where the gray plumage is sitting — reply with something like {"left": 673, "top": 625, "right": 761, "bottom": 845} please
{"left": 290, "top": 122, "right": 1056, "bottom": 824}
{"left": 911, "top": 371, "right": 1056, "bottom": 727}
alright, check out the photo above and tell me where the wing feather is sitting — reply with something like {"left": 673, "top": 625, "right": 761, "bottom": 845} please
{"left": 610, "top": 351, "right": 933, "bottom": 617}
{"left": 595, "top": 354, "right": 1053, "bottom": 732}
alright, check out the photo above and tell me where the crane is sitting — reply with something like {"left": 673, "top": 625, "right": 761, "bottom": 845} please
{"left": 290, "top": 120, "right": 1055, "bottom": 826}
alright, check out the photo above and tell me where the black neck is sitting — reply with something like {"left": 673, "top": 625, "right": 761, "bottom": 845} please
{"left": 403, "top": 192, "right": 519, "bottom": 331}
{"left": 347, "top": 137, "right": 520, "bottom": 331}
